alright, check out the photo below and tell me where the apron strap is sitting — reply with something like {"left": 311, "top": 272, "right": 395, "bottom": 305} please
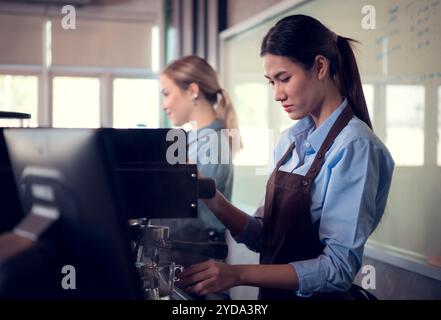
{"left": 301, "top": 105, "right": 354, "bottom": 193}
{"left": 275, "top": 142, "right": 296, "bottom": 169}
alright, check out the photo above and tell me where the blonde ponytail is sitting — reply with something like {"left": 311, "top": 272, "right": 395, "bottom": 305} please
{"left": 216, "top": 89, "right": 234, "bottom": 130}
{"left": 217, "top": 88, "right": 243, "bottom": 153}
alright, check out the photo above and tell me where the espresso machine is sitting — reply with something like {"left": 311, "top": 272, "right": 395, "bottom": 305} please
{"left": 0, "top": 128, "right": 227, "bottom": 299}
{"left": 129, "top": 222, "right": 228, "bottom": 300}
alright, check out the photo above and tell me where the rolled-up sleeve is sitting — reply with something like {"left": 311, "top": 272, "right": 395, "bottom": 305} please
{"left": 233, "top": 198, "right": 265, "bottom": 252}
{"left": 232, "top": 139, "right": 280, "bottom": 252}
{"left": 291, "top": 138, "right": 394, "bottom": 296}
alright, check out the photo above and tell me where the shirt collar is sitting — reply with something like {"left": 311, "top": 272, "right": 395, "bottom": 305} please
{"left": 187, "top": 119, "right": 223, "bottom": 144}
{"left": 288, "top": 97, "right": 348, "bottom": 152}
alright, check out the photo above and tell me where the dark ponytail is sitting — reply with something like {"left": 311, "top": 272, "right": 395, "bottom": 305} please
{"left": 335, "top": 36, "right": 372, "bottom": 129}
{"left": 261, "top": 14, "right": 372, "bottom": 130}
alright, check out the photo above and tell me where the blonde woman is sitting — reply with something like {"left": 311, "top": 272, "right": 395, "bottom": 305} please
{"left": 153, "top": 56, "right": 241, "bottom": 264}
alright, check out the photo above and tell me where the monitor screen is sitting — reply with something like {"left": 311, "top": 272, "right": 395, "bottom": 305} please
{"left": 100, "top": 128, "right": 198, "bottom": 219}
{"left": 4, "top": 128, "right": 142, "bottom": 299}
{"left": 0, "top": 129, "right": 24, "bottom": 234}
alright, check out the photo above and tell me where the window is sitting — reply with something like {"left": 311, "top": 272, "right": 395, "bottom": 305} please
{"left": 233, "top": 82, "right": 270, "bottom": 166}
{"left": 438, "top": 86, "right": 441, "bottom": 166}
{"left": 52, "top": 77, "right": 100, "bottom": 128}
{"left": 0, "top": 75, "right": 38, "bottom": 127}
{"left": 362, "top": 84, "right": 374, "bottom": 122}
{"left": 1, "top": 11, "right": 160, "bottom": 128}
{"left": 113, "top": 78, "right": 159, "bottom": 128}
{"left": 386, "top": 85, "right": 425, "bottom": 166}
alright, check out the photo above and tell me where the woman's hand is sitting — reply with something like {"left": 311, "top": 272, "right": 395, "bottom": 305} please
{"left": 178, "top": 259, "right": 241, "bottom": 295}
{"left": 178, "top": 262, "right": 300, "bottom": 295}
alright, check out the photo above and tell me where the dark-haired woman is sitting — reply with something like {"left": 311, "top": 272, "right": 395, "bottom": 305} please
{"left": 179, "top": 15, "right": 395, "bottom": 300}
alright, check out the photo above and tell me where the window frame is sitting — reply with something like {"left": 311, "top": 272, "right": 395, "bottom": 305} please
{"left": 0, "top": 11, "right": 163, "bottom": 128}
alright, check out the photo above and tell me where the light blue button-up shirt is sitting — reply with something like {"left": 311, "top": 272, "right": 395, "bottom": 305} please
{"left": 234, "top": 98, "right": 395, "bottom": 296}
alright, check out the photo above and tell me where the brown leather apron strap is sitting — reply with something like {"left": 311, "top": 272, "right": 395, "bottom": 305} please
{"left": 275, "top": 142, "right": 296, "bottom": 169}
{"left": 300, "top": 106, "right": 354, "bottom": 194}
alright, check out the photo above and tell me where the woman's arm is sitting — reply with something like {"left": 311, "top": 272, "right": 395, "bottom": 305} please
{"left": 179, "top": 260, "right": 299, "bottom": 295}
{"left": 203, "top": 189, "right": 249, "bottom": 236}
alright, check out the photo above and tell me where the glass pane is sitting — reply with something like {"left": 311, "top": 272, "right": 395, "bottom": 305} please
{"left": 233, "top": 82, "right": 269, "bottom": 166}
{"left": 386, "top": 85, "right": 424, "bottom": 166}
{"left": 438, "top": 87, "right": 441, "bottom": 166}
{"left": 235, "top": 126, "right": 272, "bottom": 166}
{"left": 52, "top": 77, "right": 100, "bottom": 128}
{"left": 113, "top": 78, "right": 159, "bottom": 128}
{"left": 362, "top": 83, "right": 374, "bottom": 122}
{"left": 0, "top": 75, "right": 38, "bottom": 127}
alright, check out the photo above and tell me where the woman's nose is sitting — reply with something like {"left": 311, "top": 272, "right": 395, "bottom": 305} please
{"left": 273, "top": 83, "right": 287, "bottom": 102}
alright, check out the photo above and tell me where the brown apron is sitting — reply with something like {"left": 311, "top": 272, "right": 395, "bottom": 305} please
{"left": 259, "top": 106, "right": 354, "bottom": 300}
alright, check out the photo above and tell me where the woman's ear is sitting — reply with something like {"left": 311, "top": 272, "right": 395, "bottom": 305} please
{"left": 188, "top": 82, "right": 200, "bottom": 99}
{"left": 314, "top": 55, "right": 329, "bottom": 80}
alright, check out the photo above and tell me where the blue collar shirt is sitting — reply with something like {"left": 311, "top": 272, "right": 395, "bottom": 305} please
{"left": 234, "top": 98, "right": 395, "bottom": 296}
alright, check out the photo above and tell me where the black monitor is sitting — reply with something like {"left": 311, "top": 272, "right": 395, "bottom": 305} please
{"left": 100, "top": 128, "right": 200, "bottom": 219}
{"left": 4, "top": 128, "right": 142, "bottom": 299}
{"left": 0, "top": 129, "right": 24, "bottom": 233}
